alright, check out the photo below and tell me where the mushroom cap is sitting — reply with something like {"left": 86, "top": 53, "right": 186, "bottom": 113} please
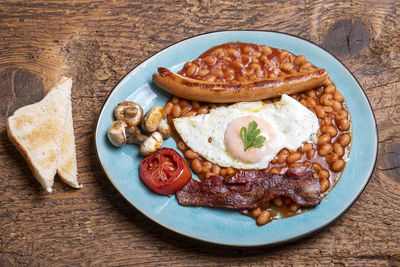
{"left": 107, "top": 120, "right": 127, "bottom": 147}
{"left": 114, "top": 101, "right": 143, "bottom": 126}
{"left": 142, "top": 106, "right": 166, "bottom": 133}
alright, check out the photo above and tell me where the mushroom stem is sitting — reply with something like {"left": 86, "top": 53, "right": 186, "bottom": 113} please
{"left": 140, "top": 132, "right": 163, "bottom": 156}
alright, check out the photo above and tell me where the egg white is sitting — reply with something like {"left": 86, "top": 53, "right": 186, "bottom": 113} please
{"left": 173, "top": 94, "right": 320, "bottom": 169}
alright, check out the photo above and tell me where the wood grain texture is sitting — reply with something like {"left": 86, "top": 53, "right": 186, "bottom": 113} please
{"left": 0, "top": 0, "right": 399, "bottom": 266}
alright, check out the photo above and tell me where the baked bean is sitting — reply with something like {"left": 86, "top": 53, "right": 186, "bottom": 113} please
{"left": 317, "top": 134, "right": 331, "bottom": 145}
{"left": 339, "top": 133, "right": 351, "bottom": 147}
{"left": 333, "top": 143, "right": 344, "bottom": 157}
{"left": 177, "top": 141, "right": 187, "bottom": 151}
{"left": 300, "top": 93, "right": 308, "bottom": 99}
{"left": 317, "top": 86, "right": 324, "bottom": 94}
{"left": 334, "top": 90, "right": 344, "bottom": 102}
{"left": 312, "top": 163, "right": 322, "bottom": 171}
{"left": 251, "top": 50, "right": 261, "bottom": 58}
{"left": 249, "top": 74, "right": 258, "bottom": 81}
{"left": 225, "top": 74, "right": 234, "bottom": 81}
{"left": 172, "top": 104, "right": 182, "bottom": 118}
{"left": 242, "top": 46, "right": 253, "bottom": 54}
{"left": 179, "top": 99, "right": 190, "bottom": 107}
{"left": 321, "top": 125, "right": 338, "bottom": 137}
{"left": 331, "top": 159, "right": 345, "bottom": 172}
{"left": 250, "top": 207, "right": 262, "bottom": 218}
{"left": 324, "top": 85, "right": 336, "bottom": 94}
{"left": 333, "top": 101, "right": 342, "bottom": 110}
{"left": 206, "top": 75, "right": 216, "bottom": 82}
{"left": 237, "top": 76, "right": 247, "bottom": 82}
{"left": 320, "top": 93, "right": 333, "bottom": 106}
{"left": 189, "top": 101, "right": 200, "bottom": 110}
{"left": 260, "top": 55, "right": 269, "bottom": 64}
{"left": 275, "top": 149, "right": 289, "bottom": 164}
{"left": 280, "top": 62, "right": 293, "bottom": 72}
{"left": 164, "top": 102, "right": 173, "bottom": 115}
{"left": 290, "top": 162, "right": 302, "bottom": 167}
{"left": 335, "top": 110, "right": 348, "bottom": 120}
{"left": 306, "top": 89, "right": 317, "bottom": 98}
{"left": 300, "top": 62, "right": 313, "bottom": 70}
{"left": 324, "top": 106, "right": 333, "bottom": 113}
{"left": 191, "top": 159, "right": 202, "bottom": 173}
{"left": 300, "top": 143, "right": 313, "bottom": 152}
{"left": 306, "top": 97, "right": 317, "bottom": 107}
{"left": 180, "top": 105, "right": 191, "bottom": 115}
{"left": 318, "top": 143, "right": 332, "bottom": 156}
{"left": 226, "top": 167, "right": 235, "bottom": 175}
{"left": 214, "top": 48, "right": 225, "bottom": 58}
{"left": 227, "top": 48, "right": 240, "bottom": 58}
{"left": 306, "top": 148, "right": 315, "bottom": 159}
{"left": 186, "top": 64, "right": 198, "bottom": 76}
{"left": 315, "top": 105, "right": 326, "bottom": 119}
{"left": 183, "top": 110, "right": 196, "bottom": 117}
{"left": 294, "top": 55, "right": 306, "bottom": 65}
{"left": 197, "top": 105, "right": 209, "bottom": 114}
{"left": 320, "top": 178, "right": 330, "bottom": 193}
{"left": 318, "top": 169, "right": 330, "bottom": 179}
{"left": 300, "top": 99, "right": 307, "bottom": 106}
{"left": 185, "top": 150, "right": 198, "bottom": 160}
{"left": 171, "top": 96, "right": 180, "bottom": 104}
{"left": 273, "top": 197, "right": 283, "bottom": 207}
{"left": 270, "top": 168, "right": 280, "bottom": 174}
{"left": 234, "top": 60, "right": 244, "bottom": 69}
{"left": 313, "top": 172, "right": 319, "bottom": 179}
{"left": 261, "top": 45, "right": 272, "bottom": 55}
{"left": 257, "top": 210, "right": 270, "bottom": 226}
{"left": 202, "top": 161, "right": 212, "bottom": 172}
{"left": 204, "top": 56, "right": 216, "bottom": 65}
{"left": 326, "top": 153, "right": 339, "bottom": 164}
{"left": 284, "top": 198, "right": 292, "bottom": 205}
{"left": 322, "top": 117, "right": 332, "bottom": 126}
{"left": 220, "top": 168, "right": 227, "bottom": 176}
{"left": 279, "top": 50, "right": 289, "bottom": 62}
{"left": 205, "top": 172, "right": 214, "bottom": 179}
{"left": 212, "top": 68, "right": 224, "bottom": 77}
{"left": 289, "top": 204, "right": 299, "bottom": 212}
{"left": 286, "top": 152, "right": 302, "bottom": 164}
{"left": 184, "top": 61, "right": 193, "bottom": 69}
{"left": 198, "top": 68, "right": 210, "bottom": 77}
{"left": 338, "top": 119, "right": 350, "bottom": 131}
{"left": 212, "top": 164, "right": 221, "bottom": 175}
{"left": 324, "top": 79, "right": 333, "bottom": 87}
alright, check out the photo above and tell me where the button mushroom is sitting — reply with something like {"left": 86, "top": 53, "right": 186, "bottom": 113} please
{"left": 114, "top": 101, "right": 143, "bottom": 126}
{"left": 142, "top": 105, "right": 172, "bottom": 138}
{"left": 142, "top": 106, "right": 166, "bottom": 133}
{"left": 140, "top": 131, "right": 163, "bottom": 156}
{"left": 157, "top": 120, "right": 172, "bottom": 138}
{"left": 107, "top": 120, "right": 128, "bottom": 147}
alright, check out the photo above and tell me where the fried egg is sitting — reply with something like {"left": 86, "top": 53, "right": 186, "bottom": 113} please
{"left": 173, "top": 94, "right": 319, "bottom": 169}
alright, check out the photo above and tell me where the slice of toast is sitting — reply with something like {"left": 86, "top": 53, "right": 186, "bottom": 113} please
{"left": 6, "top": 77, "right": 78, "bottom": 192}
{"left": 57, "top": 95, "right": 81, "bottom": 189}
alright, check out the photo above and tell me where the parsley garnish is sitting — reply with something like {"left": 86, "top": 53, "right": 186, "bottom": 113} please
{"left": 240, "top": 121, "right": 266, "bottom": 151}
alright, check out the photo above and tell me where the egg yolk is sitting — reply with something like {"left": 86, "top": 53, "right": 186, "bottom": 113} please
{"left": 225, "top": 116, "right": 276, "bottom": 164}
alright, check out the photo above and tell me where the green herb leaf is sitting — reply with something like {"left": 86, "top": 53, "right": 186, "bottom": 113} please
{"left": 240, "top": 121, "right": 267, "bottom": 151}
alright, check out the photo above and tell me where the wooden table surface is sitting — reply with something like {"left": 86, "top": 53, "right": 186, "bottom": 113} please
{"left": 1, "top": 1, "right": 399, "bottom": 266}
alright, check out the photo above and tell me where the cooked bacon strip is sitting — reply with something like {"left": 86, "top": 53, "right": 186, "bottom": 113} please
{"left": 176, "top": 166, "right": 322, "bottom": 209}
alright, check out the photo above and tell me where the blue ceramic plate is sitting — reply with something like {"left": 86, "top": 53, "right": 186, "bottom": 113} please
{"left": 95, "top": 31, "right": 377, "bottom": 246}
